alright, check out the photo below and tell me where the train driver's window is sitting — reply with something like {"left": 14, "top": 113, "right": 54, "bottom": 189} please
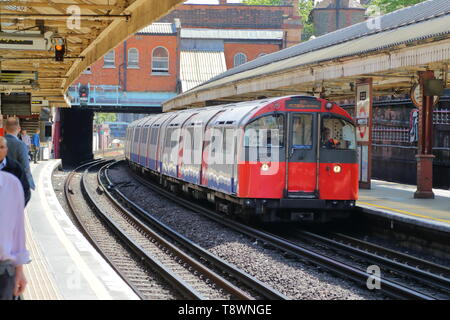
{"left": 292, "top": 114, "right": 312, "bottom": 149}
{"left": 321, "top": 117, "right": 356, "bottom": 150}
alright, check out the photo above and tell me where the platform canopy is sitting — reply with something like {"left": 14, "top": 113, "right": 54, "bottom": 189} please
{"left": 0, "top": 0, "right": 183, "bottom": 108}
{"left": 163, "top": 0, "right": 450, "bottom": 111}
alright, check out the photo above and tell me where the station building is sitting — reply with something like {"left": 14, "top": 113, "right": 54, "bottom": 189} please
{"left": 69, "top": 0, "right": 301, "bottom": 121}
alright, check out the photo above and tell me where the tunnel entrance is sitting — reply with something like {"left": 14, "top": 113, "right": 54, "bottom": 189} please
{"left": 60, "top": 108, "right": 94, "bottom": 168}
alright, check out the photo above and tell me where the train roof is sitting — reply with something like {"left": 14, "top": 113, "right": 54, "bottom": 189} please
{"left": 129, "top": 96, "right": 350, "bottom": 129}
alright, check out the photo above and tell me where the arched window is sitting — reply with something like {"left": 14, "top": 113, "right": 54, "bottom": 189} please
{"left": 233, "top": 52, "right": 247, "bottom": 67}
{"left": 152, "top": 46, "right": 169, "bottom": 73}
{"left": 104, "top": 50, "right": 115, "bottom": 68}
{"left": 128, "top": 48, "right": 139, "bottom": 68}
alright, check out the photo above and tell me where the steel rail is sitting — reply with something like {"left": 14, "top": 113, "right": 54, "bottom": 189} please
{"left": 96, "top": 164, "right": 257, "bottom": 300}
{"left": 80, "top": 163, "right": 204, "bottom": 300}
{"left": 333, "top": 233, "right": 450, "bottom": 276}
{"left": 64, "top": 159, "right": 147, "bottom": 300}
{"left": 102, "top": 162, "right": 288, "bottom": 300}
{"left": 124, "top": 162, "right": 436, "bottom": 300}
{"left": 295, "top": 231, "right": 450, "bottom": 294}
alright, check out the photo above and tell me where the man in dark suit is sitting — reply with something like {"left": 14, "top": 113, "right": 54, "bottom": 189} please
{"left": 4, "top": 117, "right": 35, "bottom": 190}
{"left": 0, "top": 136, "right": 31, "bottom": 205}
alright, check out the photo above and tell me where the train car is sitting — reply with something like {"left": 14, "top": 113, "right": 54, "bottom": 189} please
{"left": 126, "top": 96, "right": 358, "bottom": 222}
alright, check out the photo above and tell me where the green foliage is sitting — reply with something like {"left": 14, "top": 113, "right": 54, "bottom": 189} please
{"left": 95, "top": 113, "right": 117, "bottom": 124}
{"left": 298, "top": 0, "right": 315, "bottom": 41}
{"left": 368, "top": 0, "right": 427, "bottom": 13}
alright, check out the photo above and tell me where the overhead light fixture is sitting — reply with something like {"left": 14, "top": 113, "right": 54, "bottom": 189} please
{"left": 52, "top": 36, "right": 66, "bottom": 62}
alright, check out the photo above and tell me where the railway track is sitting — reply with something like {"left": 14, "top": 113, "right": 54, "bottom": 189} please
{"left": 65, "top": 159, "right": 182, "bottom": 299}
{"left": 65, "top": 160, "right": 287, "bottom": 300}
{"left": 288, "top": 230, "right": 450, "bottom": 298}
{"left": 118, "top": 160, "right": 446, "bottom": 300}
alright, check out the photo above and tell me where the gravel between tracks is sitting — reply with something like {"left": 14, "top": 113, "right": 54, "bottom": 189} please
{"left": 108, "top": 163, "right": 385, "bottom": 300}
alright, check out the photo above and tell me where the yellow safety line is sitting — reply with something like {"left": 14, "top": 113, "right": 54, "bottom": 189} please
{"left": 358, "top": 201, "right": 450, "bottom": 224}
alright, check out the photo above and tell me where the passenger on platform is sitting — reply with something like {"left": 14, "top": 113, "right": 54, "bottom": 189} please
{"left": 4, "top": 118, "right": 36, "bottom": 190}
{"left": 0, "top": 137, "right": 31, "bottom": 205}
{"left": 31, "top": 129, "right": 41, "bottom": 164}
{"left": 0, "top": 171, "right": 29, "bottom": 300}
{"left": 20, "top": 130, "right": 32, "bottom": 160}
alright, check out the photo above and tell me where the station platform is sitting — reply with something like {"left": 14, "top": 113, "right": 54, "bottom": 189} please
{"left": 357, "top": 180, "right": 450, "bottom": 233}
{"left": 22, "top": 160, "right": 138, "bottom": 300}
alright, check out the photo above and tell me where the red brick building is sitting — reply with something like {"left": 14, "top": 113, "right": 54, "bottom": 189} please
{"left": 71, "top": 0, "right": 301, "bottom": 110}
{"left": 312, "top": 0, "right": 366, "bottom": 37}
{"left": 76, "top": 24, "right": 179, "bottom": 93}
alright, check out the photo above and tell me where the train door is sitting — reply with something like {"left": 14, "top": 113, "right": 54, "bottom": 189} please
{"left": 286, "top": 113, "right": 318, "bottom": 198}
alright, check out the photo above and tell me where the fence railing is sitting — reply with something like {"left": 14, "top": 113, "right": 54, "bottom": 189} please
{"left": 67, "top": 84, "right": 176, "bottom": 107}
{"left": 372, "top": 126, "right": 410, "bottom": 143}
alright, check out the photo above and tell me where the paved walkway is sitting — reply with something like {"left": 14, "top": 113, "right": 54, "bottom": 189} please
{"left": 23, "top": 160, "right": 139, "bottom": 300}
{"left": 358, "top": 180, "right": 450, "bottom": 231}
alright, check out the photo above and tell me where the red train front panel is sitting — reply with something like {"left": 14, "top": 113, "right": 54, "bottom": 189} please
{"left": 237, "top": 96, "right": 358, "bottom": 203}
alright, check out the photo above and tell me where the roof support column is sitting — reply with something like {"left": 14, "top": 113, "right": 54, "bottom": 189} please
{"left": 414, "top": 71, "right": 435, "bottom": 199}
{"left": 355, "top": 78, "right": 373, "bottom": 189}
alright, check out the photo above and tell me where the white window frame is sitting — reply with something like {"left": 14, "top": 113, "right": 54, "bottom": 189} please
{"left": 127, "top": 48, "right": 139, "bottom": 68}
{"left": 151, "top": 46, "right": 169, "bottom": 74}
{"left": 103, "top": 50, "right": 115, "bottom": 68}
{"left": 233, "top": 52, "right": 247, "bottom": 67}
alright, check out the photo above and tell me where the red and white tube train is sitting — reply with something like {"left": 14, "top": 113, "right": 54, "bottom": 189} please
{"left": 125, "top": 96, "right": 358, "bottom": 222}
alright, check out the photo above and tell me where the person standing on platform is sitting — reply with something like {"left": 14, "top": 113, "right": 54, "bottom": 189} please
{"left": 20, "top": 130, "right": 32, "bottom": 161}
{"left": 4, "top": 118, "right": 35, "bottom": 190}
{"left": 0, "top": 137, "right": 31, "bottom": 205}
{"left": 31, "top": 129, "right": 40, "bottom": 164}
{"left": 0, "top": 171, "right": 29, "bottom": 300}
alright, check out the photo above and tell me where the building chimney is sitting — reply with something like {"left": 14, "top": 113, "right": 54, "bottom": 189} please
{"left": 219, "top": 0, "right": 227, "bottom": 5}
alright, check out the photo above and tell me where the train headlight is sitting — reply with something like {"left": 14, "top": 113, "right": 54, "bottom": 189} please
{"left": 325, "top": 102, "right": 333, "bottom": 110}
{"left": 261, "top": 163, "right": 270, "bottom": 171}
{"left": 333, "top": 165, "right": 342, "bottom": 173}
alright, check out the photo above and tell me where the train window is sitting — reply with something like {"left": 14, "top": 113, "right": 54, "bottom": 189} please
{"left": 150, "top": 127, "right": 158, "bottom": 145}
{"left": 321, "top": 116, "right": 356, "bottom": 150}
{"left": 292, "top": 114, "right": 313, "bottom": 149}
{"left": 141, "top": 128, "right": 149, "bottom": 143}
{"left": 244, "top": 114, "right": 284, "bottom": 148}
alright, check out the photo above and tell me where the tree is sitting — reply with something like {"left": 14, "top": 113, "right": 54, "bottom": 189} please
{"left": 298, "top": 0, "right": 315, "bottom": 41}
{"left": 94, "top": 113, "right": 117, "bottom": 124}
{"left": 368, "top": 0, "right": 427, "bottom": 14}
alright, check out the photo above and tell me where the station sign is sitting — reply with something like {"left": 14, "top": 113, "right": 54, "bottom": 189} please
{"left": 355, "top": 79, "right": 373, "bottom": 189}
{"left": 31, "top": 99, "right": 49, "bottom": 107}
{"left": 0, "top": 70, "right": 37, "bottom": 85}
{"left": 356, "top": 84, "right": 371, "bottom": 142}
{"left": 31, "top": 99, "right": 49, "bottom": 113}
{"left": 0, "top": 31, "right": 52, "bottom": 51}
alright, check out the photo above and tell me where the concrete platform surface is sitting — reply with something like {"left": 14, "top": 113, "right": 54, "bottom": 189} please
{"left": 358, "top": 180, "right": 450, "bottom": 232}
{"left": 22, "top": 160, "right": 139, "bottom": 300}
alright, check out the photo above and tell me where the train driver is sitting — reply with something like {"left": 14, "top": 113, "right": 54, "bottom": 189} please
{"left": 321, "top": 127, "right": 340, "bottom": 149}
